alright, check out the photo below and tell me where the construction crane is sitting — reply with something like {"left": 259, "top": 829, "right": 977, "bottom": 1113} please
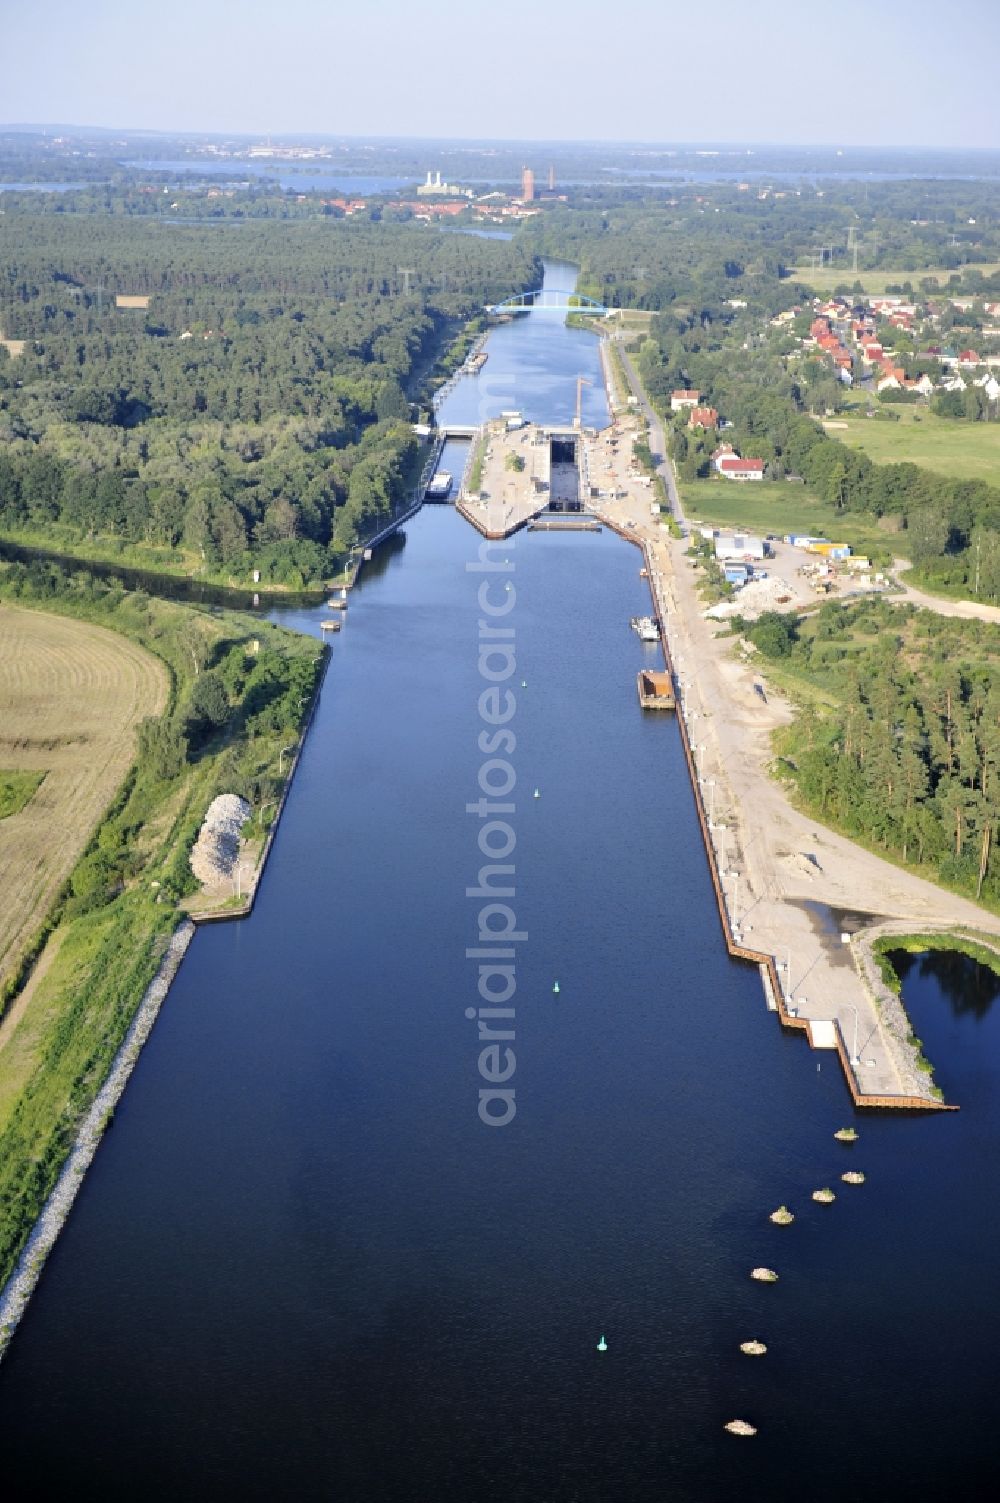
{"left": 575, "top": 375, "right": 592, "bottom": 430}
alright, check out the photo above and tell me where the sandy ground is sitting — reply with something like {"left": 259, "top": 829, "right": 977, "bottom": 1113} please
{"left": 891, "top": 561, "right": 1000, "bottom": 624}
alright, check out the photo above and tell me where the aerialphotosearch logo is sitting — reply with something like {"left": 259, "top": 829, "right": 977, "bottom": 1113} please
{"left": 466, "top": 538, "right": 521, "bottom": 1126}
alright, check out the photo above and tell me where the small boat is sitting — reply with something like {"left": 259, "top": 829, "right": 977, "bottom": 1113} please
{"left": 740, "top": 1341, "right": 767, "bottom": 1357}
{"left": 725, "top": 1420, "right": 757, "bottom": 1437}
{"left": 425, "top": 471, "right": 453, "bottom": 501}
{"left": 750, "top": 1267, "right": 778, "bottom": 1283}
{"left": 630, "top": 615, "right": 660, "bottom": 642}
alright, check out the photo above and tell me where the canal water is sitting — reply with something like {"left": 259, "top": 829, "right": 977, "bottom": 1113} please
{"left": 1, "top": 269, "right": 999, "bottom": 1502}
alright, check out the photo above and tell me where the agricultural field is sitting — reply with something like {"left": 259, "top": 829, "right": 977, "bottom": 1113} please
{"left": 679, "top": 479, "right": 897, "bottom": 557}
{"left": 789, "top": 262, "right": 1000, "bottom": 295}
{"left": 0, "top": 570, "right": 324, "bottom": 1291}
{"left": 0, "top": 602, "right": 167, "bottom": 993}
{"left": 833, "top": 407, "right": 1000, "bottom": 486}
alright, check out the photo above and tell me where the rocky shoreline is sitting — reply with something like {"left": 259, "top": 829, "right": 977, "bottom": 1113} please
{"left": 0, "top": 919, "right": 195, "bottom": 1361}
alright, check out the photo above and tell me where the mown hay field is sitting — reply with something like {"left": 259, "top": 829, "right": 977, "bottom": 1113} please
{"left": 0, "top": 602, "right": 167, "bottom": 993}
{"left": 835, "top": 406, "right": 1000, "bottom": 487}
{"left": 790, "top": 262, "right": 1000, "bottom": 295}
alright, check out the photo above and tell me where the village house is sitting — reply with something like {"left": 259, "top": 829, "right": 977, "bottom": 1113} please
{"left": 717, "top": 455, "right": 766, "bottom": 481}
{"left": 688, "top": 406, "right": 718, "bottom": 429}
{"left": 671, "top": 389, "right": 701, "bottom": 411}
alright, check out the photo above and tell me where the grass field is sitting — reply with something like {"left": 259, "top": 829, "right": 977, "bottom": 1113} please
{"left": 0, "top": 603, "right": 167, "bottom": 993}
{"left": 0, "top": 772, "right": 44, "bottom": 821}
{"left": 680, "top": 478, "right": 898, "bottom": 556}
{"left": 834, "top": 407, "right": 1000, "bottom": 486}
{"left": 789, "top": 262, "right": 1000, "bottom": 295}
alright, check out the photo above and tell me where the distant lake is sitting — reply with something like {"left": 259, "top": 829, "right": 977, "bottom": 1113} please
{"left": 123, "top": 160, "right": 416, "bottom": 194}
{"left": 439, "top": 225, "right": 513, "bottom": 241}
{"left": 0, "top": 182, "right": 89, "bottom": 193}
{"left": 603, "top": 166, "right": 1000, "bottom": 184}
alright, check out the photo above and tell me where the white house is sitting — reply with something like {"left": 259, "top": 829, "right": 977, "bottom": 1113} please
{"left": 717, "top": 456, "right": 766, "bottom": 481}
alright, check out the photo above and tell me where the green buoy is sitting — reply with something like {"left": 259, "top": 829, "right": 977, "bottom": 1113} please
{"left": 597, "top": 1335, "right": 608, "bottom": 1353}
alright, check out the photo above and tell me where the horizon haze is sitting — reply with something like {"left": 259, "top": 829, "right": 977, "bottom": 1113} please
{"left": 3, "top": 0, "right": 999, "bottom": 149}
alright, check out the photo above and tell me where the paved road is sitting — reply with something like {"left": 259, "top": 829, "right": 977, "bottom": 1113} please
{"left": 615, "top": 340, "right": 687, "bottom": 527}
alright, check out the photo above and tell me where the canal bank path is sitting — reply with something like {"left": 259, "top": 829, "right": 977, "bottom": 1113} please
{"left": 593, "top": 352, "right": 1000, "bottom": 1105}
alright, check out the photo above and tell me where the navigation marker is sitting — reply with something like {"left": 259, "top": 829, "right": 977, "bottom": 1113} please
{"left": 534, "top": 788, "right": 540, "bottom": 799}
{"left": 552, "top": 981, "right": 560, "bottom": 994}
{"left": 597, "top": 1335, "right": 608, "bottom": 1353}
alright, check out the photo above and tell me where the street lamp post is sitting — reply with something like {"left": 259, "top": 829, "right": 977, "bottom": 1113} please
{"left": 279, "top": 744, "right": 296, "bottom": 777}
{"left": 716, "top": 824, "right": 726, "bottom": 871}
{"left": 844, "top": 1004, "right": 860, "bottom": 1065}
{"left": 729, "top": 870, "right": 740, "bottom": 927}
{"left": 707, "top": 778, "right": 717, "bottom": 822}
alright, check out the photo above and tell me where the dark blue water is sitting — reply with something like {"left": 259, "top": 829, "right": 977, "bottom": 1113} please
{"left": 436, "top": 259, "right": 609, "bottom": 431}
{"left": 1, "top": 261, "right": 999, "bottom": 1501}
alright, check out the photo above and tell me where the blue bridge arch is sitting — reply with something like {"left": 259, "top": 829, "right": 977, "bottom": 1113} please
{"left": 488, "top": 289, "right": 609, "bottom": 316}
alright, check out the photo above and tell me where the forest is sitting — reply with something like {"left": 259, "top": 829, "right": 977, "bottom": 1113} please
{"left": 0, "top": 198, "right": 538, "bottom": 584}
{"left": 739, "top": 599, "right": 1000, "bottom": 907}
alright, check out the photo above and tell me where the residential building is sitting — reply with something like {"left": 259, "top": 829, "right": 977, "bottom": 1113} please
{"left": 717, "top": 457, "right": 766, "bottom": 481}
{"left": 688, "top": 406, "right": 718, "bottom": 428}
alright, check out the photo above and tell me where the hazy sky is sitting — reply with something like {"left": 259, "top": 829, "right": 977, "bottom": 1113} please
{"left": 3, "top": 0, "right": 999, "bottom": 148}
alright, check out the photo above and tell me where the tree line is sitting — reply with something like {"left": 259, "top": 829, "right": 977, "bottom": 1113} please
{"left": 0, "top": 201, "right": 540, "bottom": 584}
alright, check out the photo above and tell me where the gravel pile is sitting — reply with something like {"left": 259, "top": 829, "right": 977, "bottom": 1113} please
{"left": 190, "top": 794, "right": 251, "bottom": 886}
{"left": 707, "top": 577, "right": 798, "bottom": 621}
